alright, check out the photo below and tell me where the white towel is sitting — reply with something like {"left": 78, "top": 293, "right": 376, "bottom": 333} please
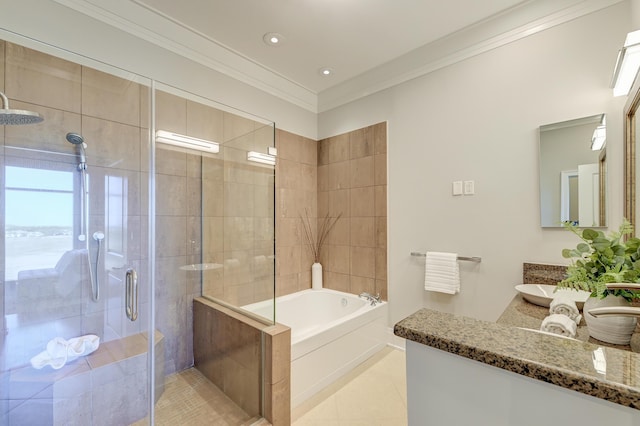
{"left": 30, "top": 335, "right": 100, "bottom": 370}
{"left": 424, "top": 251, "right": 460, "bottom": 294}
{"left": 540, "top": 314, "right": 577, "bottom": 338}
{"left": 549, "top": 293, "right": 582, "bottom": 324}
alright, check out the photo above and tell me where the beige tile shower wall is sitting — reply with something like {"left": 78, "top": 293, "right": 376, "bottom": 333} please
{"left": 318, "top": 123, "right": 388, "bottom": 300}
{"left": 155, "top": 89, "right": 277, "bottom": 374}
{"left": 275, "top": 129, "right": 318, "bottom": 296}
{"left": 0, "top": 42, "right": 148, "bottom": 362}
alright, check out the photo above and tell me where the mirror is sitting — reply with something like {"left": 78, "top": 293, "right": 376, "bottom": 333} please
{"left": 539, "top": 114, "right": 607, "bottom": 227}
{"left": 624, "top": 80, "right": 640, "bottom": 236}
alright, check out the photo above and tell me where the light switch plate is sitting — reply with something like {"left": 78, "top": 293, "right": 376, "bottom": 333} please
{"left": 464, "top": 180, "right": 475, "bottom": 195}
{"left": 453, "top": 181, "right": 463, "bottom": 196}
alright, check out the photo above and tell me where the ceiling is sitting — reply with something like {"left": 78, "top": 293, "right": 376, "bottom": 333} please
{"left": 58, "top": 0, "right": 621, "bottom": 112}
{"left": 132, "top": 0, "right": 528, "bottom": 93}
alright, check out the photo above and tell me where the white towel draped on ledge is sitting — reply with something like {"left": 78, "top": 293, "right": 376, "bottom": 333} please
{"left": 424, "top": 251, "right": 460, "bottom": 294}
{"left": 30, "top": 335, "right": 100, "bottom": 370}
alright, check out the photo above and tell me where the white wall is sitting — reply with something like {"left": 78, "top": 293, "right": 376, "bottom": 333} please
{"left": 319, "top": 3, "right": 630, "bottom": 324}
{"left": 0, "top": 0, "right": 317, "bottom": 140}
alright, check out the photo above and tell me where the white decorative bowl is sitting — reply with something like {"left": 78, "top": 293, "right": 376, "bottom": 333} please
{"left": 515, "top": 284, "right": 590, "bottom": 310}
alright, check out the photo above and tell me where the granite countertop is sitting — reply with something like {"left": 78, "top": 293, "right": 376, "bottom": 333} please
{"left": 394, "top": 304, "right": 640, "bottom": 410}
{"left": 498, "top": 294, "right": 640, "bottom": 353}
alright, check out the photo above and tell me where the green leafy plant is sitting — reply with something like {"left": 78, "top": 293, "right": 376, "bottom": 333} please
{"left": 558, "top": 220, "right": 640, "bottom": 302}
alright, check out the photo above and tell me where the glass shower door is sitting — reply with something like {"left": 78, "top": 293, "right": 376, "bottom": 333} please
{"left": 0, "top": 39, "right": 155, "bottom": 425}
{"left": 153, "top": 82, "right": 276, "bottom": 423}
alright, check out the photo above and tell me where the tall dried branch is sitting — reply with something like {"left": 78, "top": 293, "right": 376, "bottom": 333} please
{"left": 300, "top": 208, "right": 342, "bottom": 263}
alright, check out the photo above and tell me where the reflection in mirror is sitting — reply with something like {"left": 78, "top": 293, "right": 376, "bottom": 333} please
{"left": 539, "top": 114, "right": 607, "bottom": 227}
{"left": 624, "top": 78, "right": 640, "bottom": 236}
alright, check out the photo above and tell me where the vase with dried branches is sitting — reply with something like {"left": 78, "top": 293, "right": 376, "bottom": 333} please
{"left": 300, "top": 209, "right": 341, "bottom": 289}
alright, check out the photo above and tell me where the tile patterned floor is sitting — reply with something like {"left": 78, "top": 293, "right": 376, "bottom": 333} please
{"left": 135, "top": 346, "right": 406, "bottom": 426}
{"left": 292, "top": 347, "right": 407, "bottom": 426}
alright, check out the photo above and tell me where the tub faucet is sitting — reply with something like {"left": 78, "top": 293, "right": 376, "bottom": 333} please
{"left": 359, "top": 292, "right": 381, "bottom": 306}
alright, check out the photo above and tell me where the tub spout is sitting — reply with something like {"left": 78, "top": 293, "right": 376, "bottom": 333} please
{"left": 359, "top": 292, "right": 381, "bottom": 306}
{"left": 588, "top": 306, "right": 640, "bottom": 318}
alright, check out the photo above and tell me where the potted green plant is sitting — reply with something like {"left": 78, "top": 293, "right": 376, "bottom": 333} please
{"left": 558, "top": 220, "right": 640, "bottom": 344}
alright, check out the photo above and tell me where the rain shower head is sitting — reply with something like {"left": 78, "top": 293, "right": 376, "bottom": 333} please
{"left": 66, "top": 132, "right": 87, "bottom": 164}
{"left": 0, "top": 91, "right": 43, "bottom": 125}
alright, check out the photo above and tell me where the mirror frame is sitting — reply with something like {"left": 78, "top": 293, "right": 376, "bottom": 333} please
{"left": 624, "top": 77, "right": 640, "bottom": 236}
{"left": 600, "top": 147, "right": 607, "bottom": 226}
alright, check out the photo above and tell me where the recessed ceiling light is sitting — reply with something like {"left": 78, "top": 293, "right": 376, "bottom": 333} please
{"left": 263, "top": 32, "right": 284, "bottom": 46}
{"left": 319, "top": 67, "right": 333, "bottom": 76}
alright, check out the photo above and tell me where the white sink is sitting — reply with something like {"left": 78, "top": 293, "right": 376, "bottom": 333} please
{"left": 515, "top": 284, "right": 590, "bottom": 309}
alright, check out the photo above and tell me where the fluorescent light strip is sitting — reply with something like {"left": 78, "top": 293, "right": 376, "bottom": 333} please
{"left": 591, "top": 125, "right": 606, "bottom": 151}
{"left": 156, "top": 130, "right": 219, "bottom": 153}
{"left": 612, "top": 30, "right": 640, "bottom": 97}
{"left": 247, "top": 151, "right": 276, "bottom": 165}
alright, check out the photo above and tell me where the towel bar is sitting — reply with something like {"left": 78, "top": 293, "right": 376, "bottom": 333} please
{"left": 410, "top": 252, "right": 482, "bottom": 263}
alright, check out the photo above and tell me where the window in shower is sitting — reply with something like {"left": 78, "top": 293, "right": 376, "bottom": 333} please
{"left": 4, "top": 164, "right": 74, "bottom": 281}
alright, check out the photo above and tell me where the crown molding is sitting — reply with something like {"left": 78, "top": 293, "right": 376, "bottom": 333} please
{"left": 317, "top": 0, "right": 624, "bottom": 112}
{"left": 52, "top": 0, "right": 318, "bottom": 112}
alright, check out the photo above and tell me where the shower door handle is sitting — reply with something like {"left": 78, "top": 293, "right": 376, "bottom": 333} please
{"left": 125, "top": 268, "right": 138, "bottom": 322}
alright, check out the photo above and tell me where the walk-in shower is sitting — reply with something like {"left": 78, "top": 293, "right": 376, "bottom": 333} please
{"left": 66, "top": 132, "right": 103, "bottom": 301}
{"left": 2, "top": 38, "right": 276, "bottom": 424}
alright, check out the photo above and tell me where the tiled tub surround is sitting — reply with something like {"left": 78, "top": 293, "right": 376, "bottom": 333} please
{"left": 276, "top": 123, "right": 388, "bottom": 300}
{"left": 3, "top": 332, "right": 164, "bottom": 425}
{"left": 193, "top": 297, "right": 291, "bottom": 426}
{"left": 275, "top": 130, "right": 319, "bottom": 295}
{"left": 317, "top": 123, "right": 388, "bottom": 300}
{"left": 394, "top": 309, "right": 640, "bottom": 414}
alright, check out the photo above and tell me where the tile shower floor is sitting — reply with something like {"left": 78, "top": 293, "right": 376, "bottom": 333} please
{"left": 138, "top": 347, "right": 406, "bottom": 426}
{"left": 132, "top": 368, "right": 262, "bottom": 426}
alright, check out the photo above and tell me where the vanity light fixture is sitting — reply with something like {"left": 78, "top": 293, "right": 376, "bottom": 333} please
{"left": 156, "top": 130, "right": 219, "bottom": 153}
{"left": 591, "top": 124, "right": 606, "bottom": 151}
{"left": 612, "top": 29, "right": 640, "bottom": 97}
{"left": 247, "top": 151, "right": 276, "bottom": 165}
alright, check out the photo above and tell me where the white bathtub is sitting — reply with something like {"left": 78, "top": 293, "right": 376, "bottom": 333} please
{"left": 243, "top": 288, "right": 388, "bottom": 407}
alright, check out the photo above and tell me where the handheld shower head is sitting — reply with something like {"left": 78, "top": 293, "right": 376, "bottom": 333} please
{"left": 66, "top": 132, "right": 87, "bottom": 165}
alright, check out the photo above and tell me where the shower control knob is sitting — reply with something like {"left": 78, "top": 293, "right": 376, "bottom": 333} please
{"left": 78, "top": 234, "right": 86, "bottom": 242}
{"left": 93, "top": 231, "right": 105, "bottom": 241}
